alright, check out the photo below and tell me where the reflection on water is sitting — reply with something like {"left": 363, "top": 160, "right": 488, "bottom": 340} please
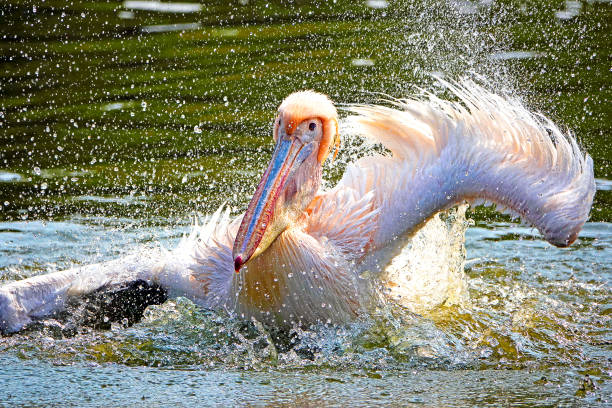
{"left": 141, "top": 22, "right": 202, "bottom": 34}
{"left": 123, "top": 1, "right": 203, "bottom": 14}
{"left": 555, "top": 0, "right": 582, "bottom": 20}
{"left": 596, "top": 178, "right": 612, "bottom": 191}
{"left": 0, "top": 0, "right": 610, "bottom": 406}
{"left": 489, "top": 50, "right": 544, "bottom": 60}
{"left": 0, "top": 171, "right": 22, "bottom": 183}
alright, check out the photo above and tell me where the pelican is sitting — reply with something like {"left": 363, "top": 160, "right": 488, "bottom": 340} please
{"left": 0, "top": 79, "right": 595, "bottom": 333}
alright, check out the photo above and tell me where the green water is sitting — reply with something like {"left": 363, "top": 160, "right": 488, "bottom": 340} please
{"left": 0, "top": 0, "right": 610, "bottom": 406}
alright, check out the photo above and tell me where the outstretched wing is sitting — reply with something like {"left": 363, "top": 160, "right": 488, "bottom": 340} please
{"left": 0, "top": 249, "right": 168, "bottom": 333}
{"left": 339, "top": 78, "right": 595, "bottom": 249}
{"left": 0, "top": 206, "right": 238, "bottom": 333}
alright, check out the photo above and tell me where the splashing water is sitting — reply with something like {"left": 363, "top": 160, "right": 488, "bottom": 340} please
{"left": 0, "top": 0, "right": 610, "bottom": 406}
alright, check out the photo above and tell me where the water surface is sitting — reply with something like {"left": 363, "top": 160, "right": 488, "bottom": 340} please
{"left": 0, "top": 0, "right": 610, "bottom": 406}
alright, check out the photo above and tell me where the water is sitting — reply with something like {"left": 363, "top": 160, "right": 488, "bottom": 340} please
{"left": 0, "top": 0, "right": 610, "bottom": 406}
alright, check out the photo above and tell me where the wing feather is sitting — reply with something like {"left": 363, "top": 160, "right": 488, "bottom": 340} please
{"left": 342, "top": 78, "right": 595, "bottom": 248}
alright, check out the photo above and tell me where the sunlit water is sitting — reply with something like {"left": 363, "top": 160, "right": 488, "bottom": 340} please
{"left": 1, "top": 0, "right": 610, "bottom": 406}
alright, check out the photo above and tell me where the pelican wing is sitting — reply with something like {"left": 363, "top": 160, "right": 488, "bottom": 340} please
{"left": 340, "top": 79, "right": 595, "bottom": 249}
{"left": 0, "top": 206, "right": 238, "bottom": 333}
{"left": 0, "top": 249, "right": 169, "bottom": 333}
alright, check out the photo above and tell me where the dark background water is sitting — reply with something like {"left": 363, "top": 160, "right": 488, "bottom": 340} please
{"left": 0, "top": 0, "right": 610, "bottom": 406}
{"left": 1, "top": 0, "right": 610, "bottom": 223}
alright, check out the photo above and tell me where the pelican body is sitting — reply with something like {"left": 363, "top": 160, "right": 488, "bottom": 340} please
{"left": 0, "top": 80, "right": 595, "bottom": 333}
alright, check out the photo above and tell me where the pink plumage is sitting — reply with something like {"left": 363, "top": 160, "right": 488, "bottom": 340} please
{"left": 0, "top": 79, "right": 595, "bottom": 333}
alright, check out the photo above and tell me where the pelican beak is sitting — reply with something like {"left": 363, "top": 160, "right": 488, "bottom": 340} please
{"left": 232, "top": 130, "right": 316, "bottom": 272}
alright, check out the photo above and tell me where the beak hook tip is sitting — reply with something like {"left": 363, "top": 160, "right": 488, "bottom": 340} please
{"left": 234, "top": 256, "right": 243, "bottom": 273}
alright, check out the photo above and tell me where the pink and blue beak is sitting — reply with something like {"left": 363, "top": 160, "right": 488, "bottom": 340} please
{"left": 232, "top": 130, "right": 316, "bottom": 272}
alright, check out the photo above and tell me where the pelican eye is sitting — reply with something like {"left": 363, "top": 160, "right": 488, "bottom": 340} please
{"left": 309, "top": 122, "right": 316, "bottom": 131}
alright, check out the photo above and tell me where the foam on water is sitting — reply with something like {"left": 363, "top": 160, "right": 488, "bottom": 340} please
{"left": 378, "top": 205, "right": 470, "bottom": 314}
{"left": 0, "top": 215, "right": 608, "bottom": 375}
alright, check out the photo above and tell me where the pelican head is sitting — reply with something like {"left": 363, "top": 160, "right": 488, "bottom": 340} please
{"left": 233, "top": 91, "right": 339, "bottom": 272}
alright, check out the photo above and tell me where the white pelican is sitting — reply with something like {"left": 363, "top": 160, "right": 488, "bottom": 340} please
{"left": 0, "top": 79, "right": 595, "bottom": 333}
